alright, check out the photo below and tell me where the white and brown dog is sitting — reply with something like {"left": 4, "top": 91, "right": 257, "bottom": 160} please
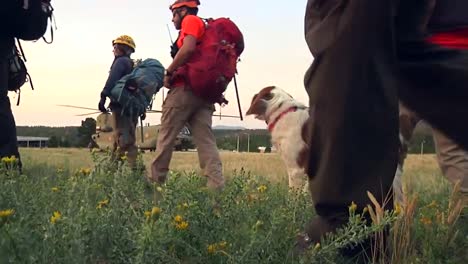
{"left": 246, "top": 86, "right": 311, "bottom": 189}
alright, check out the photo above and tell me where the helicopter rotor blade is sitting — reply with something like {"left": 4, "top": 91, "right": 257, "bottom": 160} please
{"left": 146, "top": 109, "right": 163, "bottom": 113}
{"left": 214, "top": 114, "right": 242, "bottom": 119}
{"left": 75, "top": 111, "right": 103, "bottom": 116}
{"left": 57, "top": 104, "right": 98, "bottom": 111}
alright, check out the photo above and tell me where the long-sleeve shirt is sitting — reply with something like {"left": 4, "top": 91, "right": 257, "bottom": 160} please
{"left": 101, "top": 55, "right": 133, "bottom": 97}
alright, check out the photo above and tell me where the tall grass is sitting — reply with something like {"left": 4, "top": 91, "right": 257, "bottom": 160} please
{"left": 0, "top": 149, "right": 466, "bottom": 263}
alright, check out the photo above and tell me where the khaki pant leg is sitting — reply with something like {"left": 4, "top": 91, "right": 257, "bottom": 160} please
{"left": 188, "top": 102, "right": 224, "bottom": 190}
{"left": 150, "top": 88, "right": 193, "bottom": 183}
{"left": 433, "top": 128, "right": 468, "bottom": 194}
{"left": 111, "top": 108, "right": 138, "bottom": 167}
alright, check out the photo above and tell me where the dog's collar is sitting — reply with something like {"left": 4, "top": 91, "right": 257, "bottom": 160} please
{"left": 267, "top": 106, "right": 298, "bottom": 132}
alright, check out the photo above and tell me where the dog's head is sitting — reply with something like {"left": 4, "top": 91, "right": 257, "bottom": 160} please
{"left": 246, "top": 86, "right": 296, "bottom": 121}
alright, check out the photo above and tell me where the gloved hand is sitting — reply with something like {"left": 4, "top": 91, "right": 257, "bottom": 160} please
{"left": 98, "top": 96, "right": 107, "bottom": 113}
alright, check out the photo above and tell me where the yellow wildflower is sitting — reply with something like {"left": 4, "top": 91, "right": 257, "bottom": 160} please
{"left": 257, "top": 185, "right": 267, "bottom": 193}
{"left": 177, "top": 202, "right": 189, "bottom": 210}
{"left": 144, "top": 211, "right": 151, "bottom": 221}
{"left": 174, "top": 215, "right": 183, "bottom": 223}
{"left": 363, "top": 207, "right": 369, "bottom": 215}
{"left": 1, "top": 155, "right": 17, "bottom": 164}
{"left": 51, "top": 187, "right": 59, "bottom": 192}
{"left": 175, "top": 221, "right": 189, "bottom": 230}
{"left": 50, "top": 211, "right": 62, "bottom": 224}
{"left": 56, "top": 167, "right": 64, "bottom": 173}
{"left": 420, "top": 217, "right": 432, "bottom": 226}
{"left": 314, "top": 243, "right": 321, "bottom": 250}
{"left": 207, "top": 244, "right": 217, "bottom": 254}
{"left": 79, "top": 167, "right": 91, "bottom": 176}
{"left": 0, "top": 209, "right": 14, "bottom": 218}
{"left": 156, "top": 186, "right": 163, "bottom": 192}
{"left": 218, "top": 241, "right": 227, "bottom": 250}
{"left": 394, "top": 203, "right": 402, "bottom": 216}
{"left": 427, "top": 200, "right": 438, "bottom": 208}
{"left": 348, "top": 201, "right": 357, "bottom": 214}
{"left": 96, "top": 199, "right": 109, "bottom": 209}
{"left": 151, "top": 207, "right": 161, "bottom": 216}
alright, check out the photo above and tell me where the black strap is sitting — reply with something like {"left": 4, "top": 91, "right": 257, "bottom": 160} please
{"left": 234, "top": 75, "right": 243, "bottom": 121}
{"left": 42, "top": 12, "right": 56, "bottom": 44}
{"left": 16, "top": 39, "right": 26, "bottom": 61}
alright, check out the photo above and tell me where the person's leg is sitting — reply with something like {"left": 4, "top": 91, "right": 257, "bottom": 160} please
{"left": 0, "top": 59, "right": 22, "bottom": 170}
{"left": 188, "top": 102, "right": 224, "bottom": 190}
{"left": 302, "top": 0, "right": 399, "bottom": 259}
{"left": 150, "top": 88, "right": 193, "bottom": 183}
{"left": 433, "top": 128, "right": 468, "bottom": 194}
{"left": 114, "top": 112, "right": 138, "bottom": 168}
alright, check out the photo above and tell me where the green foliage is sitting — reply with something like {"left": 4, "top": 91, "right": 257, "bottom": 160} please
{"left": 77, "top": 118, "right": 97, "bottom": 148}
{"left": 0, "top": 153, "right": 466, "bottom": 263}
{"left": 16, "top": 126, "right": 80, "bottom": 147}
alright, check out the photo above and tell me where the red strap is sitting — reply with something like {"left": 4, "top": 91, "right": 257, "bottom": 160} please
{"left": 267, "top": 107, "right": 297, "bottom": 132}
{"left": 426, "top": 27, "right": 468, "bottom": 50}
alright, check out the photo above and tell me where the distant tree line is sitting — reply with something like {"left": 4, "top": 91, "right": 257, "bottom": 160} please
{"left": 17, "top": 118, "right": 96, "bottom": 148}
{"left": 16, "top": 119, "right": 436, "bottom": 154}
{"left": 214, "top": 124, "right": 436, "bottom": 154}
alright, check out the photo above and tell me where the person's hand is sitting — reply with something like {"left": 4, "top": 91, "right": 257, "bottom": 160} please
{"left": 164, "top": 70, "right": 173, "bottom": 88}
{"left": 163, "top": 75, "right": 172, "bottom": 88}
{"left": 98, "top": 96, "right": 107, "bottom": 113}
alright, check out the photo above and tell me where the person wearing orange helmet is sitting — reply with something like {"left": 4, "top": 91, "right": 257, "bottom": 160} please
{"left": 98, "top": 35, "right": 138, "bottom": 167}
{"left": 148, "top": 0, "right": 225, "bottom": 190}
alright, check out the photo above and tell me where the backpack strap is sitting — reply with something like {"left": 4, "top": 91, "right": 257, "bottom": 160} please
{"left": 16, "top": 39, "right": 34, "bottom": 91}
{"left": 41, "top": 1, "right": 56, "bottom": 44}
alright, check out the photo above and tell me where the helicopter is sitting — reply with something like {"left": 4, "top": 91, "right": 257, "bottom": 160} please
{"left": 59, "top": 103, "right": 241, "bottom": 152}
{"left": 90, "top": 112, "right": 193, "bottom": 152}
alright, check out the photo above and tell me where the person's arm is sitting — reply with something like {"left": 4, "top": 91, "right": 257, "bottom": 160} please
{"left": 101, "top": 58, "right": 129, "bottom": 97}
{"left": 166, "top": 35, "right": 197, "bottom": 74}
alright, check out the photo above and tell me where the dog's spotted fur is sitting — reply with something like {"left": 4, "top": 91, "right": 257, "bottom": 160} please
{"left": 247, "top": 86, "right": 311, "bottom": 189}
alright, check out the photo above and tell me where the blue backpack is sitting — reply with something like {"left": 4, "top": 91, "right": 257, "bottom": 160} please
{"left": 110, "top": 58, "right": 165, "bottom": 117}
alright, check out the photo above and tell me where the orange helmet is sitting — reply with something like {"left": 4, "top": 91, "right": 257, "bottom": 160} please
{"left": 112, "top": 35, "right": 136, "bottom": 51}
{"left": 169, "top": 0, "right": 200, "bottom": 11}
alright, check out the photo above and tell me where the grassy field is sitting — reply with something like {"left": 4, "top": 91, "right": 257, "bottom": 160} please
{"left": 18, "top": 148, "right": 440, "bottom": 184}
{"left": 0, "top": 148, "right": 466, "bottom": 263}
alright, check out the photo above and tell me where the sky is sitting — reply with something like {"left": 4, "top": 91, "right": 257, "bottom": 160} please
{"left": 12, "top": 0, "right": 312, "bottom": 129}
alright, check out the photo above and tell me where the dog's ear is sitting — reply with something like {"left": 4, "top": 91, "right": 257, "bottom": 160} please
{"left": 246, "top": 86, "right": 275, "bottom": 116}
{"left": 246, "top": 93, "right": 261, "bottom": 116}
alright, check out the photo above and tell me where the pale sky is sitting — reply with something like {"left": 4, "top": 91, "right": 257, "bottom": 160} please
{"left": 12, "top": 0, "right": 312, "bottom": 129}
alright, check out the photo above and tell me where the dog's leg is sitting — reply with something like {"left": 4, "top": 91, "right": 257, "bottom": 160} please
{"left": 288, "top": 167, "right": 307, "bottom": 191}
{"left": 393, "top": 132, "right": 407, "bottom": 207}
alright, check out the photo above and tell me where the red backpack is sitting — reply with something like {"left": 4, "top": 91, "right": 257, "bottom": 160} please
{"left": 174, "top": 17, "right": 244, "bottom": 104}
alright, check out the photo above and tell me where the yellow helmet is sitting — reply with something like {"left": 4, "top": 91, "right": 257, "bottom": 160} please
{"left": 112, "top": 35, "right": 136, "bottom": 50}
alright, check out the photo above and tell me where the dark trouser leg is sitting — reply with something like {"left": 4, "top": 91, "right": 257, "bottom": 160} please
{"left": 303, "top": 0, "right": 399, "bottom": 260}
{"left": 0, "top": 59, "right": 21, "bottom": 168}
{"left": 111, "top": 107, "right": 138, "bottom": 168}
